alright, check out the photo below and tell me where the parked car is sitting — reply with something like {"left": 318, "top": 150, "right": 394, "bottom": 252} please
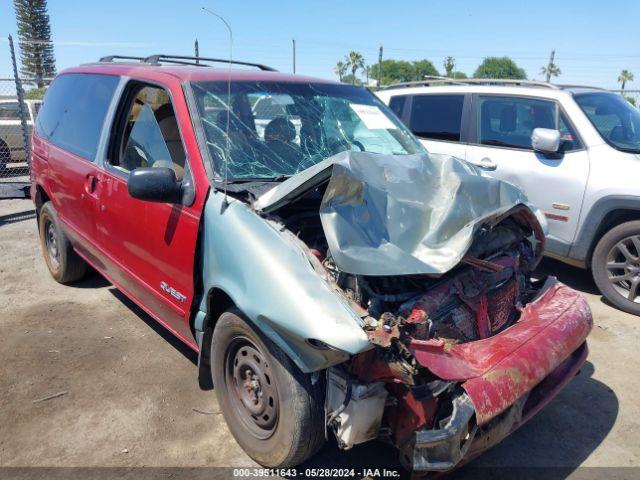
{"left": 31, "top": 57, "right": 592, "bottom": 473}
{"left": 0, "top": 98, "right": 41, "bottom": 171}
{"left": 377, "top": 79, "right": 640, "bottom": 315}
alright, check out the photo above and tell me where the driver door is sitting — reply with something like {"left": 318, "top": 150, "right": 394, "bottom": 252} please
{"left": 95, "top": 82, "right": 200, "bottom": 344}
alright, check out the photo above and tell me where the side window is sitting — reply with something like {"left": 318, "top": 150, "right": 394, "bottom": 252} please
{"left": 111, "top": 85, "right": 186, "bottom": 181}
{"left": 388, "top": 95, "right": 406, "bottom": 119}
{"left": 0, "top": 102, "right": 20, "bottom": 119}
{"left": 35, "top": 73, "right": 119, "bottom": 161}
{"left": 409, "top": 94, "right": 464, "bottom": 141}
{"left": 478, "top": 96, "right": 557, "bottom": 150}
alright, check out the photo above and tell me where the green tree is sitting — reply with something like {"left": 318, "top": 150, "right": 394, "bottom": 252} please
{"left": 625, "top": 96, "right": 637, "bottom": 107}
{"left": 345, "top": 51, "right": 365, "bottom": 85}
{"left": 447, "top": 71, "right": 467, "bottom": 79}
{"left": 618, "top": 69, "right": 634, "bottom": 93}
{"left": 411, "top": 59, "right": 439, "bottom": 80}
{"left": 473, "top": 56, "right": 526, "bottom": 79}
{"left": 368, "top": 58, "right": 439, "bottom": 85}
{"left": 334, "top": 60, "right": 347, "bottom": 82}
{"left": 24, "top": 86, "right": 46, "bottom": 99}
{"left": 443, "top": 56, "right": 455, "bottom": 76}
{"left": 13, "top": 0, "right": 56, "bottom": 87}
{"left": 540, "top": 50, "right": 561, "bottom": 82}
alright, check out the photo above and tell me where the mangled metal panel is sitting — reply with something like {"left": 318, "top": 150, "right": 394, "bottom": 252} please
{"left": 255, "top": 150, "right": 544, "bottom": 276}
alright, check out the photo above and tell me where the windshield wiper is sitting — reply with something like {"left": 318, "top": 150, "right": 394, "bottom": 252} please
{"left": 220, "top": 175, "right": 291, "bottom": 184}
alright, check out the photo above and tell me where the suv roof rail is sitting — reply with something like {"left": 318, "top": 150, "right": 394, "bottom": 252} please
{"left": 383, "top": 77, "right": 562, "bottom": 90}
{"left": 555, "top": 84, "right": 608, "bottom": 91}
{"left": 98, "top": 54, "right": 277, "bottom": 71}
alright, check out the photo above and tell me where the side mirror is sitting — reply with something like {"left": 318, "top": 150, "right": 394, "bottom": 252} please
{"left": 127, "top": 167, "right": 182, "bottom": 204}
{"left": 531, "top": 128, "right": 561, "bottom": 155}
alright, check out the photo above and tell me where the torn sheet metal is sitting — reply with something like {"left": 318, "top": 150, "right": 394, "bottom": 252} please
{"left": 255, "top": 150, "right": 544, "bottom": 276}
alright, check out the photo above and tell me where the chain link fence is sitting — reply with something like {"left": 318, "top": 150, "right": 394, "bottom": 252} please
{"left": 0, "top": 35, "right": 50, "bottom": 198}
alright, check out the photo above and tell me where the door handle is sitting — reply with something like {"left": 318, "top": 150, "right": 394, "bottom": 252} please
{"left": 84, "top": 174, "right": 100, "bottom": 199}
{"left": 467, "top": 157, "right": 497, "bottom": 171}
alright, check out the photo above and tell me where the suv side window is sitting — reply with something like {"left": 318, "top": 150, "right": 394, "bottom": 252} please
{"left": 0, "top": 102, "right": 20, "bottom": 119}
{"left": 35, "top": 73, "right": 119, "bottom": 161}
{"left": 111, "top": 85, "right": 187, "bottom": 181}
{"left": 409, "top": 94, "right": 464, "bottom": 142}
{"left": 477, "top": 96, "right": 581, "bottom": 151}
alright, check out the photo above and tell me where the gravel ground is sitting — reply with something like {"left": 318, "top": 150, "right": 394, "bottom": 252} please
{"left": 1, "top": 198, "right": 639, "bottom": 479}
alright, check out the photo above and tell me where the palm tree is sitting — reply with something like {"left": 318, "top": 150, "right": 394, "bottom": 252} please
{"left": 334, "top": 61, "right": 347, "bottom": 82}
{"left": 443, "top": 56, "right": 455, "bottom": 77}
{"left": 540, "top": 63, "right": 561, "bottom": 82}
{"left": 345, "top": 51, "right": 365, "bottom": 85}
{"left": 618, "top": 69, "right": 635, "bottom": 93}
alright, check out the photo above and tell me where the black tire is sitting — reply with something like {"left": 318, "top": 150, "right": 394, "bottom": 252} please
{"left": 211, "top": 309, "right": 325, "bottom": 467}
{"left": 0, "top": 141, "right": 10, "bottom": 172}
{"left": 38, "top": 202, "right": 87, "bottom": 283}
{"left": 592, "top": 220, "right": 640, "bottom": 316}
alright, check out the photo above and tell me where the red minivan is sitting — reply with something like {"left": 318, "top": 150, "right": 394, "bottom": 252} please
{"left": 31, "top": 55, "right": 592, "bottom": 473}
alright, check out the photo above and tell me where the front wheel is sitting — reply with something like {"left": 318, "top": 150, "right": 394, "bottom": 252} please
{"left": 211, "top": 309, "right": 325, "bottom": 467}
{"left": 592, "top": 220, "right": 640, "bottom": 316}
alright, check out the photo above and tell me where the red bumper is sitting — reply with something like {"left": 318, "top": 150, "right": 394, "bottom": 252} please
{"left": 410, "top": 278, "right": 593, "bottom": 425}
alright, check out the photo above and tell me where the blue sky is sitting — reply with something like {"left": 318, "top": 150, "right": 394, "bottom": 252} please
{"left": 1, "top": 0, "right": 639, "bottom": 89}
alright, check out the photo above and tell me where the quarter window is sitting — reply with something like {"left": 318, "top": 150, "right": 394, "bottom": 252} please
{"left": 111, "top": 85, "right": 186, "bottom": 180}
{"left": 409, "top": 94, "right": 464, "bottom": 142}
{"left": 478, "top": 96, "right": 581, "bottom": 151}
{"left": 35, "top": 73, "right": 119, "bottom": 161}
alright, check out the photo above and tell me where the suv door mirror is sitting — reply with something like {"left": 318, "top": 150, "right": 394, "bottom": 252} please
{"left": 531, "top": 128, "right": 561, "bottom": 154}
{"left": 127, "top": 167, "right": 182, "bottom": 204}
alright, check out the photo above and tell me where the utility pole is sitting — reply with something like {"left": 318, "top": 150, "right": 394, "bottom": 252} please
{"left": 194, "top": 39, "right": 199, "bottom": 64}
{"left": 292, "top": 39, "right": 296, "bottom": 74}
{"left": 377, "top": 45, "right": 383, "bottom": 88}
{"left": 545, "top": 50, "right": 555, "bottom": 83}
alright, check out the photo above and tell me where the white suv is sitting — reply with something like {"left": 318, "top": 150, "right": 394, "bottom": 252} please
{"left": 377, "top": 79, "right": 640, "bottom": 315}
{"left": 0, "top": 98, "right": 41, "bottom": 171}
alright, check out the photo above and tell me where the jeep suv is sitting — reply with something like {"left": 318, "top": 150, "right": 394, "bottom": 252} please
{"left": 377, "top": 79, "right": 640, "bottom": 315}
{"left": 31, "top": 57, "right": 592, "bottom": 472}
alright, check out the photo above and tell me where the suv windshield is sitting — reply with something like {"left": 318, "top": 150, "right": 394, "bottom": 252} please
{"left": 575, "top": 92, "right": 640, "bottom": 153}
{"left": 190, "top": 81, "right": 424, "bottom": 180}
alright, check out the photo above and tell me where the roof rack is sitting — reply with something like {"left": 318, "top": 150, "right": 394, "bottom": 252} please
{"left": 383, "top": 77, "right": 561, "bottom": 90}
{"left": 98, "top": 54, "right": 277, "bottom": 71}
{"left": 556, "top": 84, "right": 608, "bottom": 91}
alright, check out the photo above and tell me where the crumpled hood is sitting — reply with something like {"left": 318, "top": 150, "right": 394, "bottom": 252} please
{"left": 254, "top": 151, "right": 545, "bottom": 276}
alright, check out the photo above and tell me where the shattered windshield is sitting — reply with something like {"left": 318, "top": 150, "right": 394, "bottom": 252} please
{"left": 190, "top": 81, "right": 425, "bottom": 180}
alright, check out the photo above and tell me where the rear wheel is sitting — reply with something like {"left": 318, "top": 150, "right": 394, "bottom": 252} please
{"left": 211, "top": 309, "right": 325, "bottom": 467}
{"left": 38, "top": 202, "right": 87, "bottom": 283}
{"left": 592, "top": 220, "right": 640, "bottom": 316}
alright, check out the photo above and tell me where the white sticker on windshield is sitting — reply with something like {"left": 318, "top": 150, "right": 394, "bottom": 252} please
{"left": 349, "top": 104, "right": 396, "bottom": 130}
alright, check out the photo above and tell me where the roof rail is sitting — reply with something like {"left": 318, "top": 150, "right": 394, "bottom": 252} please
{"left": 99, "top": 55, "right": 146, "bottom": 62}
{"left": 98, "top": 54, "right": 277, "bottom": 71}
{"left": 556, "top": 84, "right": 608, "bottom": 91}
{"left": 383, "top": 77, "right": 561, "bottom": 90}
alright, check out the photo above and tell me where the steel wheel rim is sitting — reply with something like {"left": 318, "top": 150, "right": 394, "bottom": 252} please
{"left": 44, "top": 220, "right": 60, "bottom": 269}
{"left": 606, "top": 234, "right": 640, "bottom": 303}
{"left": 225, "top": 336, "right": 278, "bottom": 439}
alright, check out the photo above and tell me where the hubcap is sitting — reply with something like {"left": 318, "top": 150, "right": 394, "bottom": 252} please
{"left": 225, "top": 338, "right": 278, "bottom": 439}
{"left": 45, "top": 220, "right": 60, "bottom": 269}
{"left": 606, "top": 234, "right": 640, "bottom": 303}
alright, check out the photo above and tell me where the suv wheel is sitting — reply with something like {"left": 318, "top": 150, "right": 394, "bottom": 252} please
{"left": 38, "top": 202, "right": 87, "bottom": 283}
{"left": 211, "top": 309, "right": 325, "bottom": 467}
{"left": 592, "top": 220, "right": 640, "bottom": 316}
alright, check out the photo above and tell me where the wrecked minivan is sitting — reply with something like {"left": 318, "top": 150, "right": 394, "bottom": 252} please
{"left": 31, "top": 56, "right": 592, "bottom": 472}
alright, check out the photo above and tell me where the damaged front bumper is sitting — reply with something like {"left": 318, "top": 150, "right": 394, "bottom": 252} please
{"left": 402, "top": 341, "right": 589, "bottom": 471}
